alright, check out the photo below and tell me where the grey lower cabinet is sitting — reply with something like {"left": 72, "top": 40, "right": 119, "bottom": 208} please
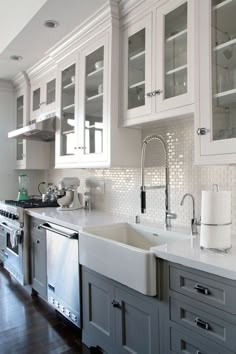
{"left": 82, "top": 267, "right": 159, "bottom": 354}
{"left": 164, "top": 261, "right": 236, "bottom": 354}
{"left": 30, "top": 217, "right": 47, "bottom": 300}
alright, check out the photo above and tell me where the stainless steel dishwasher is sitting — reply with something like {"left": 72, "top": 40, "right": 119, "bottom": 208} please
{"left": 39, "top": 222, "right": 80, "bottom": 327}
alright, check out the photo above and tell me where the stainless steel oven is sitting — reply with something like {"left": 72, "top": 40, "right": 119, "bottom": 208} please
{"left": 0, "top": 220, "right": 24, "bottom": 284}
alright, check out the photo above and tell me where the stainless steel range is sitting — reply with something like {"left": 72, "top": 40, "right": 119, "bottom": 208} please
{"left": 0, "top": 199, "right": 58, "bottom": 285}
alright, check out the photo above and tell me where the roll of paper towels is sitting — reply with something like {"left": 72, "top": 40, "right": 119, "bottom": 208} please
{"left": 200, "top": 224, "right": 231, "bottom": 250}
{"left": 201, "top": 191, "right": 231, "bottom": 225}
{"left": 200, "top": 190, "right": 231, "bottom": 251}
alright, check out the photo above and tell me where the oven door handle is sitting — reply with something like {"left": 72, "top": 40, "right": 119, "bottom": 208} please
{"left": 38, "top": 223, "right": 78, "bottom": 239}
{"left": 1, "top": 222, "right": 14, "bottom": 233}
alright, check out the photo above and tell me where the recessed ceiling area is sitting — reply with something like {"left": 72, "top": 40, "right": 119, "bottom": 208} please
{"left": 0, "top": 0, "right": 107, "bottom": 80}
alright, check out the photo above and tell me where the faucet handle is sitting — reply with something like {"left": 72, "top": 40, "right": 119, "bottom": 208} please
{"left": 166, "top": 212, "right": 177, "bottom": 220}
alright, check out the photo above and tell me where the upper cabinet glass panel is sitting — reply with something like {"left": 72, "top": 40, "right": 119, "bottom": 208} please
{"left": 46, "top": 78, "right": 56, "bottom": 106}
{"left": 164, "top": 3, "right": 188, "bottom": 99}
{"left": 16, "top": 95, "right": 24, "bottom": 161}
{"left": 33, "top": 88, "right": 41, "bottom": 112}
{"left": 16, "top": 95, "right": 24, "bottom": 128}
{"left": 60, "top": 64, "right": 76, "bottom": 156}
{"left": 212, "top": 0, "right": 236, "bottom": 141}
{"left": 84, "top": 46, "right": 104, "bottom": 155}
{"left": 128, "top": 29, "right": 146, "bottom": 109}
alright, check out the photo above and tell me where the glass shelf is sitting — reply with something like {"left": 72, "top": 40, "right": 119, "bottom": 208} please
{"left": 63, "top": 82, "right": 75, "bottom": 91}
{"left": 129, "top": 50, "right": 145, "bottom": 61}
{"left": 87, "top": 67, "right": 104, "bottom": 78}
{"left": 166, "top": 64, "right": 187, "bottom": 76}
{"left": 214, "top": 88, "right": 236, "bottom": 107}
{"left": 129, "top": 80, "right": 145, "bottom": 89}
{"left": 62, "top": 103, "right": 75, "bottom": 113}
{"left": 166, "top": 29, "right": 187, "bottom": 43}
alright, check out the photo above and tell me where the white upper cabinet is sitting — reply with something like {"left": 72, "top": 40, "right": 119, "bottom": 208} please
{"left": 122, "top": 0, "right": 195, "bottom": 126}
{"left": 78, "top": 35, "right": 109, "bottom": 165}
{"left": 156, "top": 0, "right": 194, "bottom": 112}
{"left": 55, "top": 53, "right": 79, "bottom": 166}
{"left": 123, "top": 13, "right": 153, "bottom": 120}
{"left": 55, "top": 30, "right": 141, "bottom": 169}
{"left": 196, "top": 0, "right": 236, "bottom": 164}
{"left": 31, "top": 72, "right": 56, "bottom": 121}
{"left": 14, "top": 76, "right": 50, "bottom": 170}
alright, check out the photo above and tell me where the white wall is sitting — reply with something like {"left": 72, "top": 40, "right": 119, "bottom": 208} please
{"left": 0, "top": 80, "right": 18, "bottom": 199}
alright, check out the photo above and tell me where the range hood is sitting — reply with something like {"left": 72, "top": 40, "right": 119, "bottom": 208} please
{"left": 8, "top": 113, "right": 56, "bottom": 142}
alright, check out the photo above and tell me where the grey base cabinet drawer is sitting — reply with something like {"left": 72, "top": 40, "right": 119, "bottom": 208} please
{"left": 82, "top": 267, "right": 159, "bottom": 354}
{"left": 170, "top": 297, "right": 236, "bottom": 351}
{"left": 169, "top": 265, "right": 236, "bottom": 315}
{"left": 170, "top": 325, "right": 233, "bottom": 354}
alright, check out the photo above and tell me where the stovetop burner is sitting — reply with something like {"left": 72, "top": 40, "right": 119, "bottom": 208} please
{"left": 5, "top": 199, "right": 59, "bottom": 208}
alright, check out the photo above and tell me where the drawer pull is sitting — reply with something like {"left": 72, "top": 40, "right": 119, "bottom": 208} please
{"left": 111, "top": 300, "right": 121, "bottom": 309}
{"left": 195, "top": 317, "right": 210, "bottom": 331}
{"left": 194, "top": 284, "right": 210, "bottom": 295}
{"left": 195, "top": 351, "right": 203, "bottom": 354}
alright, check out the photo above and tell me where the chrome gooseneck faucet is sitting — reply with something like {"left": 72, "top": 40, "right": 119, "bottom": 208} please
{"left": 141, "top": 134, "right": 176, "bottom": 229}
{"left": 180, "top": 193, "right": 198, "bottom": 235}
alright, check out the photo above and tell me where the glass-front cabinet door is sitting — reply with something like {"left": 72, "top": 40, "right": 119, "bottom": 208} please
{"left": 198, "top": 0, "right": 236, "bottom": 159}
{"left": 156, "top": 0, "right": 193, "bottom": 112}
{"left": 79, "top": 35, "right": 109, "bottom": 164}
{"left": 16, "top": 94, "right": 24, "bottom": 163}
{"left": 31, "top": 84, "right": 41, "bottom": 120}
{"left": 56, "top": 54, "right": 79, "bottom": 165}
{"left": 123, "top": 14, "right": 152, "bottom": 120}
{"left": 44, "top": 77, "right": 56, "bottom": 114}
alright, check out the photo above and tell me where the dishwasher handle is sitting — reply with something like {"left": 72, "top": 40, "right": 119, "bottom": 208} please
{"left": 38, "top": 223, "right": 78, "bottom": 239}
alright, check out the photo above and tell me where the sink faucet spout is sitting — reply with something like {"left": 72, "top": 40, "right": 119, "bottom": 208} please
{"left": 140, "top": 134, "right": 176, "bottom": 229}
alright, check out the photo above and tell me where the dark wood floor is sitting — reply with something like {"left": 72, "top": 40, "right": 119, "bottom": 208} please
{"left": 0, "top": 265, "right": 98, "bottom": 354}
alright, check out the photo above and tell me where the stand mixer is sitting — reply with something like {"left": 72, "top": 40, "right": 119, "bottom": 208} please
{"left": 57, "top": 177, "right": 83, "bottom": 211}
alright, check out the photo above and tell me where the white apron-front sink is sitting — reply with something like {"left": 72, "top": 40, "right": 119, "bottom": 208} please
{"left": 79, "top": 222, "right": 189, "bottom": 296}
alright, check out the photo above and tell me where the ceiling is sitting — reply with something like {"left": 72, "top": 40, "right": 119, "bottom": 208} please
{"left": 0, "top": 0, "right": 107, "bottom": 80}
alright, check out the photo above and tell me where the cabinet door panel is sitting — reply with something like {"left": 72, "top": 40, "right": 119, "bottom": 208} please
{"left": 78, "top": 34, "right": 109, "bottom": 164}
{"left": 55, "top": 53, "right": 79, "bottom": 165}
{"left": 156, "top": 0, "right": 194, "bottom": 112}
{"left": 115, "top": 287, "right": 159, "bottom": 354}
{"left": 198, "top": 0, "right": 236, "bottom": 158}
{"left": 123, "top": 13, "right": 153, "bottom": 120}
{"left": 31, "top": 84, "right": 41, "bottom": 120}
{"left": 82, "top": 269, "right": 115, "bottom": 352}
{"left": 45, "top": 77, "right": 56, "bottom": 114}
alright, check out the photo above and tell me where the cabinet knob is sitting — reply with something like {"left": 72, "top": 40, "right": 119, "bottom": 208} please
{"left": 111, "top": 300, "right": 121, "bottom": 309}
{"left": 197, "top": 128, "right": 209, "bottom": 136}
{"left": 36, "top": 240, "right": 40, "bottom": 244}
{"left": 153, "top": 89, "right": 162, "bottom": 95}
{"left": 146, "top": 90, "right": 163, "bottom": 97}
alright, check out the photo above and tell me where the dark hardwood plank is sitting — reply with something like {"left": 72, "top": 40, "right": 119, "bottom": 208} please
{"left": 0, "top": 265, "right": 100, "bottom": 354}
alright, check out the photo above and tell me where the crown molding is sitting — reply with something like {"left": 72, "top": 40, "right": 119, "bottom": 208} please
{"left": 24, "top": 0, "right": 119, "bottom": 79}
{"left": 119, "top": 0, "right": 145, "bottom": 17}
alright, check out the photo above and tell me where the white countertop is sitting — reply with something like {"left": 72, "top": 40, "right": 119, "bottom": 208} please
{"left": 26, "top": 208, "right": 132, "bottom": 232}
{"left": 26, "top": 207, "right": 236, "bottom": 282}
{"left": 152, "top": 235, "right": 236, "bottom": 281}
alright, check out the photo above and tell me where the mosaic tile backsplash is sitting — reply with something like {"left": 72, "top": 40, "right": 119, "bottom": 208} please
{"left": 46, "top": 118, "right": 236, "bottom": 233}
